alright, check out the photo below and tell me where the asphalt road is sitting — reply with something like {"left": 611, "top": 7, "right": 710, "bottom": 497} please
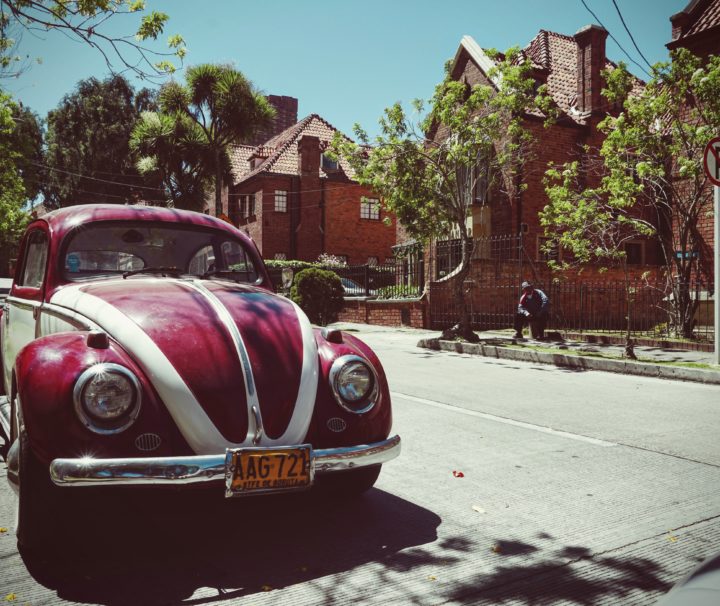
{"left": 0, "top": 324, "right": 719, "bottom": 605}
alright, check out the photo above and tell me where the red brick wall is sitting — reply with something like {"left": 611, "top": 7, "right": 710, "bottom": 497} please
{"left": 338, "top": 299, "right": 426, "bottom": 328}
{"left": 325, "top": 183, "right": 397, "bottom": 265}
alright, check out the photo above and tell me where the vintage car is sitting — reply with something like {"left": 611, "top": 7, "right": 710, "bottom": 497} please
{"left": 0, "top": 204, "right": 400, "bottom": 551}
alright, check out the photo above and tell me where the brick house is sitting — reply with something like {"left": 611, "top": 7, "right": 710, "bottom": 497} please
{"left": 666, "top": 0, "right": 720, "bottom": 280}
{"left": 225, "top": 114, "right": 396, "bottom": 265}
{"left": 430, "top": 27, "right": 659, "bottom": 273}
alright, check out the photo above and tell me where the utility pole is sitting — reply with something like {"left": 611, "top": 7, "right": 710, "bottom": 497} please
{"left": 703, "top": 138, "right": 720, "bottom": 365}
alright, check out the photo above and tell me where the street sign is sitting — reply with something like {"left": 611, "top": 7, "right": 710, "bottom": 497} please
{"left": 704, "top": 137, "right": 720, "bottom": 186}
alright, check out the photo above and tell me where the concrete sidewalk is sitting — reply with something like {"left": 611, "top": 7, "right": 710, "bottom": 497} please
{"left": 330, "top": 322, "right": 720, "bottom": 386}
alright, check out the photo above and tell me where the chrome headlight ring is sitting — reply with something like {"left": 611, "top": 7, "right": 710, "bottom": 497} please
{"left": 73, "top": 363, "right": 142, "bottom": 435}
{"left": 328, "top": 355, "right": 379, "bottom": 415}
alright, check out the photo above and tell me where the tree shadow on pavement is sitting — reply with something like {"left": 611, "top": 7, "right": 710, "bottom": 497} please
{"left": 439, "top": 536, "right": 673, "bottom": 605}
{"left": 20, "top": 487, "right": 441, "bottom": 606}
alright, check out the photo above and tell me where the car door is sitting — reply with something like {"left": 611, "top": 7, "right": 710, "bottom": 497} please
{"left": 1, "top": 227, "right": 49, "bottom": 395}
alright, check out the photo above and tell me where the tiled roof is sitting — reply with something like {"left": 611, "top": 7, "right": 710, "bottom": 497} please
{"left": 229, "top": 114, "right": 356, "bottom": 185}
{"left": 521, "top": 29, "right": 643, "bottom": 122}
{"left": 679, "top": 0, "right": 720, "bottom": 38}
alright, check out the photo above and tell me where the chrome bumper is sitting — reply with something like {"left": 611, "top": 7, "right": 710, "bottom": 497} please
{"left": 49, "top": 435, "right": 401, "bottom": 487}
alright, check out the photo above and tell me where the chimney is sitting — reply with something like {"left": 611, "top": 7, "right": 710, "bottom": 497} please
{"left": 249, "top": 95, "right": 299, "bottom": 145}
{"left": 574, "top": 24, "right": 608, "bottom": 115}
{"left": 298, "top": 135, "right": 321, "bottom": 176}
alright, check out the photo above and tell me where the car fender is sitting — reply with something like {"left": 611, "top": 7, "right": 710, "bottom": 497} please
{"left": 14, "top": 331, "right": 192, "bottom": 465}
{"left": 308, "top": 329, "right": 392, "bottom": 448}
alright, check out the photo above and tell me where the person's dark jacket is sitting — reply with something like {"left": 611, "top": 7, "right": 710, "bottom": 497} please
{"left": 518, "top": 288, "right": 549, "bottom": 317}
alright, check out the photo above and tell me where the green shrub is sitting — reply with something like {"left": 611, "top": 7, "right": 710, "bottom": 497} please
{"left": 375, "top": 285, "right": 422, "bottom": 300}
{"left": 290, "top": 268, "right": 344, "bottom": 326}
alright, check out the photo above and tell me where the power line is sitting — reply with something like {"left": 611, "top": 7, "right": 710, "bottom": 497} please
{"left": 578, "top": 0, "right": 651, "bottom": 78}
{"left": 611, "top": 0, "right": 653, "bottom": 69}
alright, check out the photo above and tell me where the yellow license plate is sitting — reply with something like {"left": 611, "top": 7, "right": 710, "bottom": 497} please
{"left": 225, "top": 446, "right": 312, "bottom": 496}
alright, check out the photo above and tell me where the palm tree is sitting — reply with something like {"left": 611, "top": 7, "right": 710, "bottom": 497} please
{"left": 131, "top": 110, "right": 212, "bottom": 211}
{"left": 155, "top": 64, "right": 275, "bottom": 215}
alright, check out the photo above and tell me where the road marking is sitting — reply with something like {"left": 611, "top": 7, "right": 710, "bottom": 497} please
{"left": 391, "top": 391, "right": 618, "bottom": 447}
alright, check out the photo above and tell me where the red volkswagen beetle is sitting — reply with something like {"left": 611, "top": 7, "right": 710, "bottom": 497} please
{"left": 0, "top": 205, "right": 400, "bottom": 551}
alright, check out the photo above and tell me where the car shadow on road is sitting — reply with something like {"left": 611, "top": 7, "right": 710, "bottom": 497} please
{"left": 20, "top": 487, "right": 441, "bottom": 605}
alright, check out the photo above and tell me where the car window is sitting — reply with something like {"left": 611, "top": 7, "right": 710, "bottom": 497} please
{"left": 19, "top": 230, "right": 48, "bottom": 289}
{"left": 64, "top": 223, "right": 258, "bottom": 283}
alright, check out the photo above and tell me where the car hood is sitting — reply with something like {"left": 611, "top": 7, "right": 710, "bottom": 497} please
{"left": 50, "top": 278, "right": 318, "bottom": 454}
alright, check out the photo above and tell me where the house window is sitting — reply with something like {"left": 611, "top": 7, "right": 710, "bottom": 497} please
{"left": 275, "top": 190, "right": 287, "bottom": 213}
{"left": 360, "top": 197, "right": 380, "bottom": 220}
{"left": 321, "top": 153, "right": 338, "bottom": 171}
{"left": 274, "top": 252, "right": 287, "bottom": 261}
{"left": 538, "top": 236, "right": 558, "bottom": 262}
{"left": 240, "top": 194, "right": 256, "bottom": 218}
{"left": 624, "top": 241, "right": 644, "bottom": 265}
{"left": 367, "top": 256, "right": 379, "bottom": 266}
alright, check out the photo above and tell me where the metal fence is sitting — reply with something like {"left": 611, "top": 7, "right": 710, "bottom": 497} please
{"left": 429, "top": 275, "right": 714, "bottom": 342}
{"left": 267, "top": 256, "right": 425, "bottom": 300}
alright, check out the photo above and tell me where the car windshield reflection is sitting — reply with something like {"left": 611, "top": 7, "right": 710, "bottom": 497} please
{"left": 63, "top": 223, "right": 259, "bottom": 283}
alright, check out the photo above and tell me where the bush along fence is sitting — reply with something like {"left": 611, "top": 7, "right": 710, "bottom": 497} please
{"left": 267, "top": 256, "right": 425, "bottom": 301}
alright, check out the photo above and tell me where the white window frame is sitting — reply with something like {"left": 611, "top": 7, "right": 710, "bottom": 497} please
{"left": 275, "top": 190, "right": 287, "bottom": 213}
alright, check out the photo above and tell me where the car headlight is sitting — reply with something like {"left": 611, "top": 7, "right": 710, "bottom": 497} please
{"left": 73, "top": 363, "right": 142, "bottom": 434}
{"left": 329, "top": 355, "right": 379, "bottom": 414}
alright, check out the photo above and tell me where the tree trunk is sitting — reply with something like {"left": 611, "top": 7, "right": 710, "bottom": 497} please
{"left": 621, "top": 261, "right": 636, "bottom": 360}
{"left": 214, "top": 148, "right": 222, "bottom": 216}
{"left": 441, "top": 230, "right": 478, "bottom": 343}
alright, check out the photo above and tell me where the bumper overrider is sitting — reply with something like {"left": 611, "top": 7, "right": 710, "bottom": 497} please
{"left": 48, "top": 435, "right": 401, "bottom": 493}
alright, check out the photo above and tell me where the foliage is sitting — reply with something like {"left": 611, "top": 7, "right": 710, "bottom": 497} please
{"left": 131, "top": 109, "right": 212, "bottom": 211}
{"left": 541, "top": 49, "right": 720, "bottom": 338}
{"left": 0, "top": 93, "right": 30, "bottom": 275}
{"left": 334, "top": 47, "right": 554, "bottom": 339}
{"left": 264, "top": 259, "right": 316, "bottom": 271}
{"left": 289, "top": 268, "right": 344, "bottom": 326}
{"left": 375, "top": 285, "right": 421, "bottom": 300}
{"left": 43, "top": 74, "right": 162, "bottom": 208}
{"left": 316, "top": 252, "right": 348, "bottom": 267}
{"left": 134, "top": 64, "right": 276, "bottom": 215}
{"left": 7, "top": 101, "right": 43, "bottom": 199}
{"left": 0, "top": 0, "right": 185, "bottom": 80}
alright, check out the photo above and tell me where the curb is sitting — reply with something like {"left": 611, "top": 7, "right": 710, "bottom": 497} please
{"left": 418, "top": 338, "right": 720, "bottom": 385}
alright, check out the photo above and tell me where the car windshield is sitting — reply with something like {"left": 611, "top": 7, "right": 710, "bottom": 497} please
{"left": 63, "top": 222, "right": 259, "bottom": 283}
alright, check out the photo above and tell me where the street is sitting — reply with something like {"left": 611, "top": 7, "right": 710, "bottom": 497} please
{"left": 1, "top": 324, "right": 719, "bottom": 605}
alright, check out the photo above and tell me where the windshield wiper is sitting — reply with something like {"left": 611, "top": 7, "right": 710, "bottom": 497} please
{"left": 123, "top": 266, "right": 181, "bottom": 279}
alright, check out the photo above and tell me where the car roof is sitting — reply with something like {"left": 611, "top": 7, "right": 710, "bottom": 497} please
{"left": 35, "top": 204, "right": 252, "bottom": 246}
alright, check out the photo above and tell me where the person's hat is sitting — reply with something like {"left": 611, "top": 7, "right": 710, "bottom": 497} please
{"left": 521, "top": 281, "right": 532, "bottom": 289}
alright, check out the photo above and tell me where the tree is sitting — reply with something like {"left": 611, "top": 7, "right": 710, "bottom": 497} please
{"left": 43, "top": 74, "right": 163, "bottom": 208}
{"left": 156, "top": 64, "right": 276, "bottom": 216}
{"left": 1, "top": 0, "right": 185, "bottom": 81}
{"left": 542, "top": 50, "right": 720, "bottom": 339}
{"left": 0, "top": 93, "right": 30, "bottom": 276}
{"left": 335, "top": 48, "right": 553, "bottom": 341}
{"left": 8, "top": 101, "right": 43, "bottom": 200}
{"left": 541, "top": 161, "right": 655, "bottom": 358}
{"left": 130, "top": 110, "right": 213, "bottom": 211}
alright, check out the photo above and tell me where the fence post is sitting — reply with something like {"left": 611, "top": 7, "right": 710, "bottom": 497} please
{"left": 419, "top": 253, "right": 425, "bottom": 294}
{"left": 364, "top": 264, "right": 370, "bottom": 296}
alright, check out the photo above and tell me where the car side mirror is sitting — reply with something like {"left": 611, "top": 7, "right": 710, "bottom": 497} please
{"left": 281, "top": 267, "right": 294, "bottom": 290}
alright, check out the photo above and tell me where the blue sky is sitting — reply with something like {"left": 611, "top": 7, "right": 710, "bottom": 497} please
{"left": 5, "top": 0, "right": 686, "bottom": 139}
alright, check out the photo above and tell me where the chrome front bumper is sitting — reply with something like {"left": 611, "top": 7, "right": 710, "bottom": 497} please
{"left": 49, "top": 435, "right": 401, "bottom": 487}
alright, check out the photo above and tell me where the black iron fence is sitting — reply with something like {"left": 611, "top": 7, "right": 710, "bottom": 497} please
{"left": 267, "top": 256, "right": 425, "bottom": 300}
{"left": 429, "top": 277, "right": 714, "bottom": 342}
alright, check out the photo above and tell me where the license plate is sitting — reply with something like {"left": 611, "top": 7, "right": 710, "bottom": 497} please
{"left": 225, "top": 445, "right": 312, "bottom": 497}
